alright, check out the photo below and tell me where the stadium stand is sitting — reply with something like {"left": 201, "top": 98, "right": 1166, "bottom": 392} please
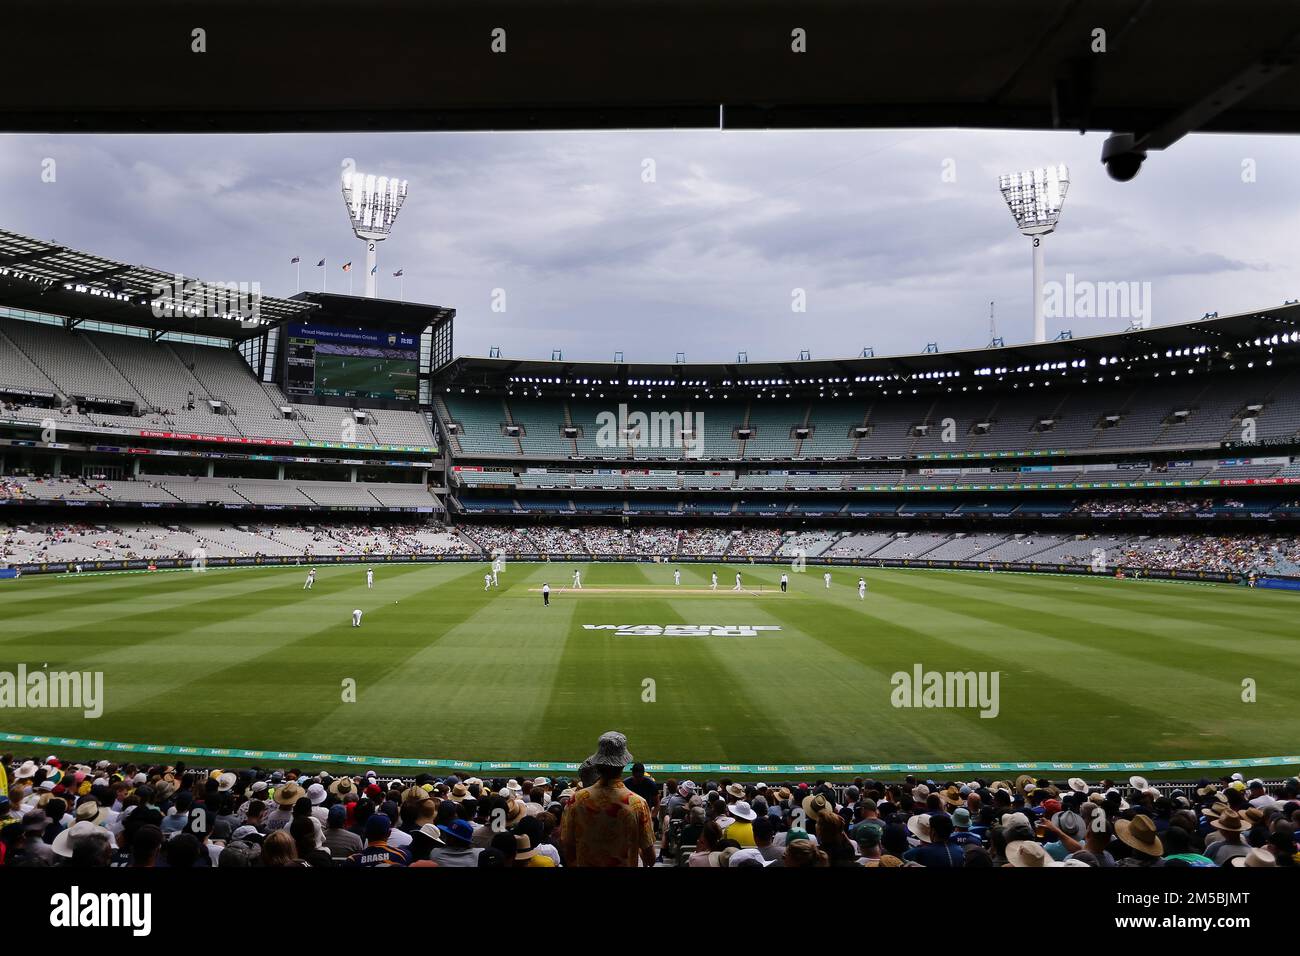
{"left": 432, "top": 364, "right": 1300, "bottom": 462}
{"left": 6, "top": 522, "right": 1298, "bottom": 575}
{"left": 0, "top": 314, "right": 435, "bottom": 448}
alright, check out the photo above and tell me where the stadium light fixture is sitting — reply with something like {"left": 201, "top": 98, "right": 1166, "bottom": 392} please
{"left": 998, "top": 164, "right": 1069, "bottom": 344}
{"left": 341, "top": 169, "right": 408, "bottom": 299}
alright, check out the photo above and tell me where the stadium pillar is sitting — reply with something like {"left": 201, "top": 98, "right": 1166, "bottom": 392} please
{"left": 1032, "top": 237, "right": 1046, "bottom": 344}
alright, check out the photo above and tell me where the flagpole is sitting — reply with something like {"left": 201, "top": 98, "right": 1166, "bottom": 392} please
{"left": 323, "top": 258, "right": 327, "bottom": 293}
{"left": 295, "top": 259, "right": 301, "bottom": 292}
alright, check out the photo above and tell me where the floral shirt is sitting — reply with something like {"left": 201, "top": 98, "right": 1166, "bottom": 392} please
{"left": 560, "top": 779, "right": 654, "bottom": 867}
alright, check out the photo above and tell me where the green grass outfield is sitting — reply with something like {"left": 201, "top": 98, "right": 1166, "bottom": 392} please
{"left": 2, "top": 561, "right": 1297, "bottom": 769}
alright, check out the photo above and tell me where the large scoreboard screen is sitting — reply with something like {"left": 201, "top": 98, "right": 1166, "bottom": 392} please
{"left": 285, "top": 322, "right": 420, "bottom": 402}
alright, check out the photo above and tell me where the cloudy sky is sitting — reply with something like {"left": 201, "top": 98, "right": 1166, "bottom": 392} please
{"left": 1, "top": 128, "right": 1297, "bottom": 363}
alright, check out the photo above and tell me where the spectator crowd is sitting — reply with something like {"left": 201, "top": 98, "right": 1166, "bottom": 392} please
{"left": 3, "top": 732, "right": 1298, "bottom": 869}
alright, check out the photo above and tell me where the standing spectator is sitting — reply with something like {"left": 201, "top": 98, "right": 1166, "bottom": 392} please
{"left": 624, "top": 763, "right": 659, "bottom": 815}
{"left": 559, "top": 731, "right": 655, "bottom": 867}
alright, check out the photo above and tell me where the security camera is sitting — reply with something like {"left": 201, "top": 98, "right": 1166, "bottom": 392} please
{"left": 1101, "top": 133, "right": 1147, "bottom": 182}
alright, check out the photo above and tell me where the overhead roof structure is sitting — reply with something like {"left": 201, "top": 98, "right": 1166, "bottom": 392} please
{"left": 4, "top": 0, "right": 1300, "bottom": 180}
{"left": 0, "top": 228, "right": 317, "bottom": 338}
{"left": 433, "top": 302, "right": 1300, "bottom": 394}
{"left": 291, "top": 292, "right": 455, "bottom": 331}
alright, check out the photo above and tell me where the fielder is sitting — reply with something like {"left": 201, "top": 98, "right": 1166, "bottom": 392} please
{"left": 572, "top": 568, "right": 582, "bottom": 589}
{"left": 733, "top": 572, "right": 742, "bottom": 592}
{"left": 710, "top": 571, "right": 718, "bottom": 591}
{"left": 351, "top": 608, "right": 363, "bottom": 627}
{"left": 858, "top": 577, "right": 867, "bottom": 600}
{"left": 491, "top": 565, "right": 500, "bottom": 587}
{"left": 824, "top": 571, "right": 832, "bottom": 589}
{"left": 366, "top": 567, "right": 374, "bottom": 589}
{"left": 484, "top": 572, "right": 493, "bottom": 591}
{"left": 303, "top": 568, "right": 316, "bottom": 590}
{"left": 673, "top": 569, "right": 681, "bottom": 586}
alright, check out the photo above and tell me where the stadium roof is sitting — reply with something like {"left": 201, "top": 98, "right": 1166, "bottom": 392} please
{"left": 0, "top": 228, "right": 317, "bottom": 339}
{"left": 434, "top": 302, "right": 1300, "bottom": 390}
{"left": 291, "top": 292, "right": 455, "bottom": 331}
{"left": 5, "top": 0, "right": 1300, "bottom": 174}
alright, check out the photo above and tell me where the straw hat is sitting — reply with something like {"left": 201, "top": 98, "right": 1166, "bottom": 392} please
{"left": 1114, "top": 814, "right": 1163, "bottom": 856}
{"left": 1007, "top": 840, "right": 1061, "bottom": 867}
{"left": 274, "top": 781, "right": 306, "bottom": 807}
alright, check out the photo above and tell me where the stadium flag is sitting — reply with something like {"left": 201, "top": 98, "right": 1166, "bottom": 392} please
{"left": 342, "top": 262, "right": 352, "bottom": 271}
{"left": 315, "top": 258, "right": 325, "bottom": 267}
{"left": 393, "top": 269, "right": 403, "bottom": 277}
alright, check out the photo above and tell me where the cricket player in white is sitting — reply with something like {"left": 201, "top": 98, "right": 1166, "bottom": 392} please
{"left": 484, "top": 572, "right": 493, "bottom": 591}
{"left": 710, "top": 571, "right": 718, "bottom": 591}
{"left": 824, "top": 571, "right": 832, "bottom": 589}
{"left": 366, "top": 567, "right": 374, "bottom": 589}
{"left": 351, "top": 608, "right": 363, "bottom": 627}
{"left": 491, "top": 566, "right": 500, "bottom": 587}
{"left": 303, "top": 568, "right": 316, "bottom": 590}
{"left": 858, "top": 577, "right": 867, "bottom": 600}
{"left": 733, "top": 572, "right": 742, "bottom": 592}
{"left": 572, "top": 569, "right": 582, "bottom": 589}
{"left": 673, "top": 569, "right": 681, "bottom": 586}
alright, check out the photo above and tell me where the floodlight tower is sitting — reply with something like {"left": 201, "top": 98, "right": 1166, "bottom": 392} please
{"left": 998, "top": 164, "right": 1069, "bottom": 344}
{"left": 341, "top": 169, "right": 408, "bottom": 298}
